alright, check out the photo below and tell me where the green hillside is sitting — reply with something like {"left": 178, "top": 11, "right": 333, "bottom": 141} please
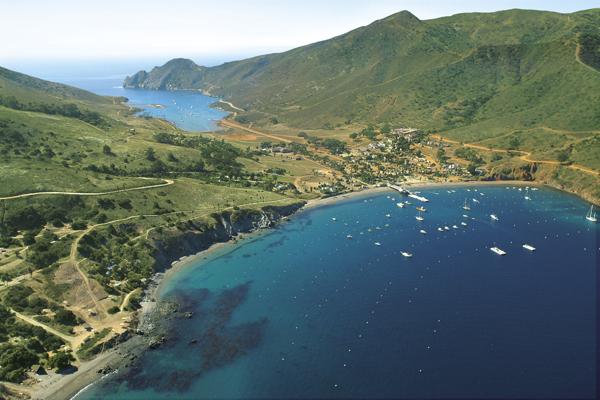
{"left": 124, "top": 8, "right": 600, "bottom": 132}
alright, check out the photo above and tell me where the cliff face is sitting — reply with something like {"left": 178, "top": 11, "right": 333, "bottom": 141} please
{"left": 147, "top": 203, "right": 305, "bottom": 272}
{"left": 488, "top": 162, "right": 600, "bottom": 204}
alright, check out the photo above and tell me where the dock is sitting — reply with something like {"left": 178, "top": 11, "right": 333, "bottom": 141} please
{"left": 389, "top": 184, "right": 429, "bottom": 202}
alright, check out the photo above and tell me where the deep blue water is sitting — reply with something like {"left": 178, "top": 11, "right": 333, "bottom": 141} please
{"left": 79, "top": 185, "right": 597, "bottom": 399}
{"left": 54, "top": 76, "right": 228, "bottom": 132}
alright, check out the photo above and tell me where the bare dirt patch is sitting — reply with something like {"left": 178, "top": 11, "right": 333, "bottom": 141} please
{"left": 223, "top": 133, "right": 258, "bottom": 141}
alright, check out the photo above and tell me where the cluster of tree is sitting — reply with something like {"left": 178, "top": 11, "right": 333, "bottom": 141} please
{"left": 26, "top": 230, "right": 72, "bottom": 270}
{"left": 321, "top": 138, "right": 346, "bottom": 154}
{"left": 77, "top": 224, "right": 153, "bottom": 291}
{"left": 578, "top": 33, "right": 600, "bottom": 72}
{"left": 1, "top": 195, "right": 86, "bottom": 236}
{"left": 264, "top": 168, "right": 287, "bottom": 175}
{"left": 442, "top": 95, "right": 494, "bottom": 127}
{"left": 453, "top": 147, "right": 485, "bottom": 165}
{"left": 0, "top": 306, "right": 68, "bottom": 382}
{"left": 0, "top": 95, "right": 109, "bottom": 129}
{"left": 0, "top": 120, "right": 30, "bottom": 147}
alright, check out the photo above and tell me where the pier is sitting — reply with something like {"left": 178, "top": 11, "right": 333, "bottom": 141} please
{"left": 389, "top": 184, "right": 429, "bottom": 202}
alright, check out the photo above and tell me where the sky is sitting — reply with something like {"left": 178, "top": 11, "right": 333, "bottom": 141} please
{"left": 1, "top": 0, "right": 598, "bottom": 78}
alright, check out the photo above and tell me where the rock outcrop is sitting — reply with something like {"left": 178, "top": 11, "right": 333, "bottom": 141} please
{"left": 147, "top": 202, "right": 305, "bottom": 272}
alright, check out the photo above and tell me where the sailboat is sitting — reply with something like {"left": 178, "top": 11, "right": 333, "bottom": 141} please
{"left": 462, "top": 198, "right": 470, "bottom": 211}
{"left": 415, "top": 210, "right": 424, "bottom": 221}
{"left": 586, "top": 205, "right": 597, "bottom": 222}
{"left": 524, "top": 188, "right": 531, "bottom": 201}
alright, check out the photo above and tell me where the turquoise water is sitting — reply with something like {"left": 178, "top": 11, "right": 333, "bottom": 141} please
{"left": 52, "top": 76, "right": 228, "bottom": 132}
{"left": 80, "top": 185, "right": 597, "bottom": 399}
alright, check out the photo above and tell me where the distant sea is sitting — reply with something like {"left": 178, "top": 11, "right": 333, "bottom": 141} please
{"left": 76, "top": 185, "right": 597, "bottom": 399}
{"left": 36, "top": 64, "right": 228, "bottom": 132}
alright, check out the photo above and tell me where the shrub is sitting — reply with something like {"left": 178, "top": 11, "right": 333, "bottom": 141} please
{"left": 107, "top": 306, "right": 120, "bottom": 314}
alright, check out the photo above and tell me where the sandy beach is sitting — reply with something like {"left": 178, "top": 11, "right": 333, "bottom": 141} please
{"left": 27, "top": 179, "right": 542, "bottom": 400}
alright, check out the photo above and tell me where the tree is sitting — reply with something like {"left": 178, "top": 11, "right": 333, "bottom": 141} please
{"left": 54, "top": 309, "right": 77, "bottom": 326}
{"left": 268, "top": 117, "right": 279, "bottom": 124}
{"left": 145, "top": 147, "right": 156, "bottom": 161}
{"left": 349, "top": 132, "right": 358, "bottom": 140}
{"left": 436, "top": 148, "right": 448, "bottom": 163}
{"left": 380, "top": 123, "right": 391, "bottom": 135}
{"left": 102, "top": 145, "right": 112, "bottom": 155}
{"left": 47, "top": 352, "right": 75, "bottom": 371}
{"left": 556, "top": 150, "right": 569, "bottom": 164}
{"left": 467, "top": 162, "right": 478, "bottom": 175}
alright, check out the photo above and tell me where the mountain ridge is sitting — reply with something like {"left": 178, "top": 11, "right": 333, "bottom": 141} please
{"left": 123, "top": 8, "right": 600, "bottom": 133}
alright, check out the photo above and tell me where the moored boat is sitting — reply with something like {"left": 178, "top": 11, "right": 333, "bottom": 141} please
{"left": 491, "top": 247, "right": 506, "bottom": 255}
{"left": 586, "top": 205, "right": 597, "bottom": 222}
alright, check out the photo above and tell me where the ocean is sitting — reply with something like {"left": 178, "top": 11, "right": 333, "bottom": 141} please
{"left": 48, "top": 74, "right": 228, "bottom": 133}
{"left": 78, "top": 185, "right": 597, "bottom": 399}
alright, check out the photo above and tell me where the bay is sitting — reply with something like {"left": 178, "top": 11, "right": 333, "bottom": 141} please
{"left": 56, "top": 76, "right": 228, "bottom": 132}
{"left": 80, "top": 184, "right": 597, "bottom": 399}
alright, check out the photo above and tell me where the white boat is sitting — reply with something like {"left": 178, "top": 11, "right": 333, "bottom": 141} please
{"left": 332, "top": 218, "right": 337, "bottom": 221}
{"left": 444, "top": 226, "right": 450, "bottom": 231}
{"left": 376, "top": 227, "right": 381, "bottom": 230}
{"left": 473, "top": 198, "right": 480, "bottom": 203}
{"left": 387, "top": 196, "right": 390, "bottom": 198}
{"left": 523, "top": 244, "right": 536, "bottom": 251}
{"left": 401, "top": 252, "right": 412, "bottom": 258}
{"left": 491, "top": 214, "right": 499, "bottom": 220}
{"left": 490, "top": 247, "right": 506, "bottom": 255}
{"left": 586, "top": 205, "right": 597, "bottom": 222}
{"left": 461, "top": 222, "right": 467, "bottom": 226}
{"left": 415, "top": 210, "right": 424, "bottom": 221}
{"left": 386, "top": 214, "right": 391, "bottom": 218}
{"left": 462, "top": 198, "right": 470, "bottom": 211}
{"left": 420, "top": 230, "right": 427, "bottom": 234}
{"left": 453, "top": 225, "right": 458, "bottom": 229}
{"left": 391, "top": 198, "right": 395, "bottom": 201}
{"left": 360, "top": 232, "right": 364, "bottom": 235}
{"left": 397, "top": 203, "right": 405, "bottom": 208}
{"left": 375, "top": 242, "right": 381, "bottom": 246}
{"left": 385, "top": 224, "right": 390, "bottom": 227}
{"left": 438, "top": 227, "right": 444, "bottom": 232}
{"left": 368, "top": 229, "right": 372, "bottom": 232}
{"left": 463, "top": 214, "right": 469, "bottom": 218}
{"left": 347, "top": 234, "right": 352, "bottom": 238}
{"left": 467, "top": 189, "right": 471, "bottom": 191}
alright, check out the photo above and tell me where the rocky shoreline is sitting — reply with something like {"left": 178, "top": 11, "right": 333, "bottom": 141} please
{"left": 37, "top": 179, "right": 598, "bottom": 399}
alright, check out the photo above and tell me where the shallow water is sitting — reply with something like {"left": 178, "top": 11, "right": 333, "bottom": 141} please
{"left": 80, "top": 185, "right": 597, "bottom": 399}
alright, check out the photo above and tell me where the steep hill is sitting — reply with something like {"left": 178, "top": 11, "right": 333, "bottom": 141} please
{"left": 0, "top": 67, "right": 125, "bottom": 108}
{"left": 124, "top": 8, "right": 600, "bottom": 132}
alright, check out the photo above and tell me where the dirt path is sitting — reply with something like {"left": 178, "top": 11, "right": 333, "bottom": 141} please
{"left": 11, "top": 309, "right": 75, "bottom": 343}
{"left": 219, "top": 100, "right": 245, "bottom": 112}
{"left": 70, "top": 229, "right": 105, "bottom": 321}
{"left": 433, "top": 134, "right": 599, "bottom": 176}
{"left": 219, "top": 120, "right": 292, "bottom": 143}
{"left": 0, "top": 179, "right": 174, "bottom": 200}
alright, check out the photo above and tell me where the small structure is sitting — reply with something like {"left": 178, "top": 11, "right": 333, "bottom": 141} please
{"left": 30, "top": 365, "right": 45, "bottom": 375}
